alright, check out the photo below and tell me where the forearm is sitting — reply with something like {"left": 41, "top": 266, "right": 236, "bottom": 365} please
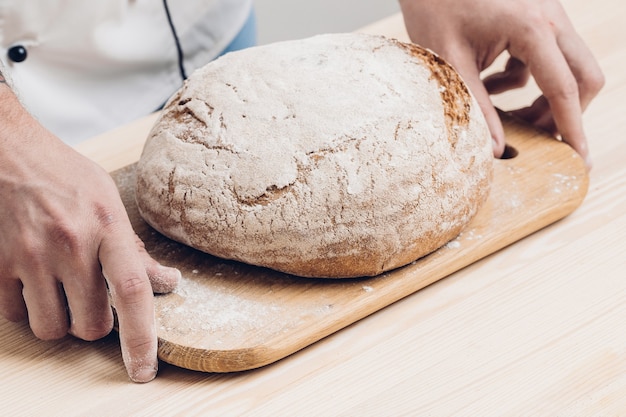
{"left": 0, "top": 60, "right": 23, "bottom": 126}
{"left": 0, "top": 58, "right": 13, "bottom": 90}
{"left": 0, "top": 65, "right": 25, "bottom": 153}
{"left": 0, "top": 61, "right": 65, "bottom": 179}
{"left": 0, "top": 59, "right": 27, "bottom": 121}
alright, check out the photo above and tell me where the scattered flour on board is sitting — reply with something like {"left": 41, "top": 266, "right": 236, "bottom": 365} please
{"left": 157, "top": 278, "right": 286, "bottom": 339}
{"left": 552, "top": 173, "right": 579, "bottom": 194}
{"left": 460, "top": 228, "right": 483, "bottom": 241}
{"left": 444, "top": 227, "right": 483, "bottom": 250}
{"left": 155, "top": 275, "right": 335, "bottom": 348}
{"left": 445, "top": 240, "right": 461, "bottom": 249}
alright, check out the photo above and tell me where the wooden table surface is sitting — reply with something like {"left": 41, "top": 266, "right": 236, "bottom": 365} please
{"left": 3, "top": 1, "right": 625, "bottom": 415}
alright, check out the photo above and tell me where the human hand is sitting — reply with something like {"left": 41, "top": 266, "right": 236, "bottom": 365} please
{"left": 0, "top": 89, "right": 180, "bottom": 382}
{"left": 399, "top": 0, "right": 604, "bottom": 168}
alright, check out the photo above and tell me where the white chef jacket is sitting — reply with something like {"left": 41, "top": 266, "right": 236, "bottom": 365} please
{"left": 0, "top": 0, "right": 253, "bottom": 145}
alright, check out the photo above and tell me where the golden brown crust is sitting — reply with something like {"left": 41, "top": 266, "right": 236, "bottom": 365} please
{"left": 395, "top": 40, "right": 472, "bottom": 149}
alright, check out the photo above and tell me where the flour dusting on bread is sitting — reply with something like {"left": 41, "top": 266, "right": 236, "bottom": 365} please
{"left": 135, "top": 33, "right": 493, "bottom": 278}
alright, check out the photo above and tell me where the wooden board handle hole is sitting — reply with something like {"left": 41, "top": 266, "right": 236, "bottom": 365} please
{"left": 500, "top": 145, "right": 519, "bottom": 160}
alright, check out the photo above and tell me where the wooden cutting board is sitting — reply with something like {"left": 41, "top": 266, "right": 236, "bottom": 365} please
{"left": 112, "top": 113, "right": 588, "bottom": 373}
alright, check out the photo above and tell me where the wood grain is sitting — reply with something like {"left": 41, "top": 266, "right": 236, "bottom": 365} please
{"left": 3, "top": 1, "right": 625, "bottom": 415}
{"left": 112, "top": 113, "right": 588, "bottom": 372}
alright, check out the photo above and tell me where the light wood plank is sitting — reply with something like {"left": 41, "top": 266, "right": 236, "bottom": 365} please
{"left": 2, "top": 0, "right": 625, "bottom": 415}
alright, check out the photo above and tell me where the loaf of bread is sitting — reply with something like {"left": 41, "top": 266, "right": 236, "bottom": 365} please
{"left": 135, "top": 33, "right": 493, "bottom": 278}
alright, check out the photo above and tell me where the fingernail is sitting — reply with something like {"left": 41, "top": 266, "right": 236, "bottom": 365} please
{"left": 130, "top": 364, "right": 158, "bottom": 383}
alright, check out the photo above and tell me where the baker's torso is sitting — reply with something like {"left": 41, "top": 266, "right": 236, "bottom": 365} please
{"left": 0, "top": 0, "right": 253, "bottom": 145}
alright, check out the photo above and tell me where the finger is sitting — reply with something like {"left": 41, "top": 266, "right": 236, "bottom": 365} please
{"left": 451, "top": 51, "right": 506, "bottom": 158}
{"left": 524, "top": 35, "right": 590, "bottom": 167}
{"left": 553, "top": 9, "right": 605, "bottom": 111}
{"left": 133, "top": 234, "right": 181, "bottom": 294}
{"left": 0, "top": 278, "right": 28, "bottom": 322}
{"left": 100, "top": 228, "right": 158, "bottom": 383}
{"left": 21, "top": 278, "right": 69, "bottom": 340}
{"left": 558, "top": 34, "right": 604, "bottom": 111}
{"left": 62, "top": 262, "right": 114, "bottom": 341}
{"left": 483, "top": 57, "right": 531, "bottom": 95}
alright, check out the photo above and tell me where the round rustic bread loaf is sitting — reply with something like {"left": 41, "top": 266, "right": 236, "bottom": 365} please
{"left": 135, "top": 33, "right": 493, "bottom": 278}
